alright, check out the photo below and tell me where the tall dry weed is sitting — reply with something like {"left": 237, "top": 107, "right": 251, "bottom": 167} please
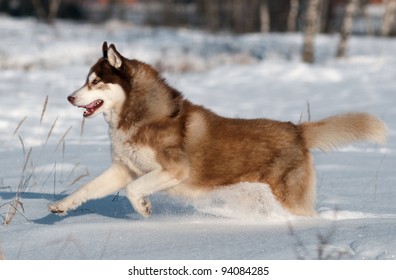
{"left": 2, "top": 96, "right": 85, "bottom": 225}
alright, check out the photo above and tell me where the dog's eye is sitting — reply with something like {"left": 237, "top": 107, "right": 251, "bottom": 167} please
{"left": 92, "top": 79, "right": 100, "bottom": 85}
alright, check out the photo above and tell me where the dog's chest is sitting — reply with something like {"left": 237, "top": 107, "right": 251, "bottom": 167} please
{"left": 110, "top": 130, "right": 160, "bottom": 175}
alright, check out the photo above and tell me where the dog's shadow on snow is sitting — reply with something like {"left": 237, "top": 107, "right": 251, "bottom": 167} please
{"left": 0, "top": 192, "right": 197, "bottom": 225}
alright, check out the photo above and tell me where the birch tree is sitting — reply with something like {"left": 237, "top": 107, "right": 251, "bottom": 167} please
{"left": 381, "top": 0, "right": 396, "bottom": 37}
{"left": 336, "top": 0, "right": 358, "bottom": 58}
{"left": 288, "top": 0, "right": 299, "bottom": 32}
{"left": 30, "top": 0, "right": 62, "bottom": 24}
{"left": 260, "top": 0, "right": 270, "bottom": 33}
{"left": 302, "top": 0, "right": 320, "bottom": 63}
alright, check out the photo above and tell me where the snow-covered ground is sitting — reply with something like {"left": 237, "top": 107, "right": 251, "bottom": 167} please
{"left": 0, "top": 16, "right": 395, "bottom": 260}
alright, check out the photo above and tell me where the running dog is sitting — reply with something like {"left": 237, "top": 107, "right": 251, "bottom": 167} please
{"left": 49, "top": 42, "right": 387, "bottom": 217}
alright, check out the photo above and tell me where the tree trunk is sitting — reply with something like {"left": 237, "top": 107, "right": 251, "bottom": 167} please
{"left": 336, "top": 0, "right": 358, "bottom": 58}
{"left": 232, "top": 0, "right": 244, "bottom": 33}
{"left": 302, "top": 0, "right": 320, "bottom": 63}
{"left": 381, "top": 0, "right": 396, "bottom": 37}
{"left": 206, "top": 0, "right": 221, "bottom": 31}
{"left": 288, "top": 0, "right": 299, "bottom": 32}
{"left": 48, "top": 0, "right": 62, "bottom": 24}
{"left": 30, "top": 0, "right": 62, "bottom": 23}
{"left": 362, "top": 2, "right": 375, "bottom": 36}
{"left": 319, "top": 0, "right": 330, "bottom": 32}
{"left": 260, "top": 0, "right": 270, "bottom": 33}
{"left": 30, "top": 0, "right": 47, "bottom": 21}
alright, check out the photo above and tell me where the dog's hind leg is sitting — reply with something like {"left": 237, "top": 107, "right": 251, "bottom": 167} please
{"left": 269, "top": 157, "right": 317, "bottom": 216}
{"left": 49, "top": 163, "right": 132, "bottom": 215}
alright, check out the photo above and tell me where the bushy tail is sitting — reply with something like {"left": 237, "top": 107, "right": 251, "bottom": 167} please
{"left": 300, "top": 113, "right": 387, "bottom": 152}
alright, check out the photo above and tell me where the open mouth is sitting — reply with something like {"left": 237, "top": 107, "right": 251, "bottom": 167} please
{"left": 78, "top": 100, "right": 104, "bottom": 117}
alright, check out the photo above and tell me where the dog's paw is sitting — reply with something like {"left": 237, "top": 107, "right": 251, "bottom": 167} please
{"left": 48, "top": 203, "right": 68, "bottom": 216}
{"left": 134, "top": 198, "right": 152, "bottom": 218}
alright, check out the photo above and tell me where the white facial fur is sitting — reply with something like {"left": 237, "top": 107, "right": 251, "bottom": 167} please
{"left": 70, "top": 72, "right": 126, "bottom": 118}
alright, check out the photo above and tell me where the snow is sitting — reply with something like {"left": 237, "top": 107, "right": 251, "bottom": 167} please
{"left": 1, "top": 16, "right": 396, "bottom": 260}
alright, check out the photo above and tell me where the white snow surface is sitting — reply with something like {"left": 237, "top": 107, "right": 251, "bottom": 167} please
{"left": 1, "top": 17, "right": 396, "bottom": 260}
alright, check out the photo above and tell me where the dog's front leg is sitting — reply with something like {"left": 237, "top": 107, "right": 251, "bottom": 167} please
{"left": 49, "top": 163, "right": 132, "bottom": 215}
{"left": 126, "top": 168, "right": 184, "bottom": 217}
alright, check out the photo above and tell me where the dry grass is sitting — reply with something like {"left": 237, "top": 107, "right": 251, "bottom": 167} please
{"left": 80, "top": 117, "right": 86, "bottom": 137}
{"left": 298, "top": 101, "right": 311, "bottom": 124}
{"left": 12, "top": 116, "right": 27, "bottom": 137}
{"left": 3, "top": 147, "right": 33, "bottom": 225}
{"left": 0, "top": 245, "right": 4, "bottom": 260}
{"left": 66, "top": 169, "right": 90, "bottom": 189}
{"left": 44, "top": 116, "right": 58, "bottom": 147}
{"left": 288, "top": 220, "right": 352, "bottom": 260}
{"left": 40, "top": 95, "right": 49, "bottom": 124}
{"left": 368, "top": 155, "right": 386, "bottom": 199}
{"left": 55, "top": 126, "right": 72, "bottom": 151}
{"left": 1, "top": 96, "right": 87, "bottom": 226}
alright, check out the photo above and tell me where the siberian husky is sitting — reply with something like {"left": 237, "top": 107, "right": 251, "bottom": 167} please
{"left": 49, "top": 42, "right": 387, "bottom": 217}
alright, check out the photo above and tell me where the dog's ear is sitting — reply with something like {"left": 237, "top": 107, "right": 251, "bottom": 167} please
{"left": 107, "top": 44, "right": 123, "bottom": 69}
{"left": 102, "top": 41, "right": 109, "bottom": 58}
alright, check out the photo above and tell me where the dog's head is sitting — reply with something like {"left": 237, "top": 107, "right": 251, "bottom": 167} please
{"left": 69, "top": 42, "right": 183, "bottom": 129}
{"left": 68, "top": 42, "right": 132, "bottom": 118}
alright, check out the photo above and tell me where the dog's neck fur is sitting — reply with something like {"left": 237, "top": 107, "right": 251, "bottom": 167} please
{"left": 106, "top": 60, "right": 184, "bottom": 131}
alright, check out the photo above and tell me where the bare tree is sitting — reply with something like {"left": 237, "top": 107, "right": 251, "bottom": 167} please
{"left": 30, "top": 0, "right": 47, "bottom": 20}
{"left": 336, "top": 0, "right": 358, "bottom": 58}
{"left": 48, "top": 0, "right": 62, "bottom": 23}
{"left": 205, "top": 0, "right": 221, "bottom": 31}
{"left": 361, "top": 0, "right": 375, "bottom": 36}
{"left": 288, "top": 0, "right": 299, "bottom": 32}
{"left": 302, "top": 0, "right": 320, "bottom": 63}
{"left": 30, "top": 0, "right": 62, "bottom": 24}
{"left": 232, "top": 0, "right": 245, "bottom": 33}
{"left": 104, "top": 0, "right": 129, "bottom": 22}
{"left": 381, "top": 0, "right": 396, "bottom": 37}
{"left": 260, "top": 0, "right": 270, "bottom": 33}
{"left": 319, "top": 0, "right": 330, "bottom": 32}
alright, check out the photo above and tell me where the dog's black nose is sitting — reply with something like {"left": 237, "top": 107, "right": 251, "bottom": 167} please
{"left": 67, "top": 95, "right": 75, "bottom": 103}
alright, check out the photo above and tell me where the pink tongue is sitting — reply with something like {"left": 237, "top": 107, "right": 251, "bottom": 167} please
{"left": 84, "top": 101, "right": 98, "bottom": 109}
